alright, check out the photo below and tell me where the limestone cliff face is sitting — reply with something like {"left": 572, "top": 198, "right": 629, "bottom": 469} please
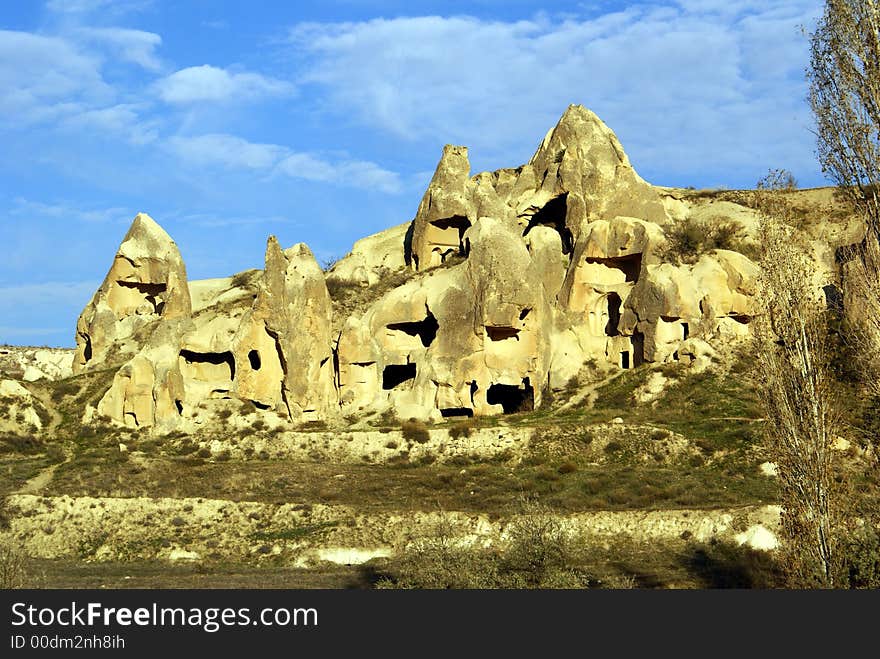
{"left": 78, "top": 105, "right": 767, "bottom": 431}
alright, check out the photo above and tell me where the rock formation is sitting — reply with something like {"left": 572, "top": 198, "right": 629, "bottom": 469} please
{"left": 76, "top": 104, "right": 763, "bottom": 432}
{"left": 73, "top": 213, "right": 191, "bottom": 374}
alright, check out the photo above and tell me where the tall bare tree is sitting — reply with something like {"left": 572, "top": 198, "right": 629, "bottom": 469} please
{"left": 810, "top": 1, "right": 880, "bottom": 452}
{"left": 808, "top": 0, "right": 880, "bottom": 240}
{"left": 753, "top": 180, "right": 841, "bottom": 587}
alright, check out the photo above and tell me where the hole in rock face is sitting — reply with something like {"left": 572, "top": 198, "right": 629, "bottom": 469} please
{"left": 523, "top": 194, "right": 573, "bottom": 254}
{"left": 823, "top": 284, "right": 843, "bottom": 313}
{"left": 729, "top": 315, "right": 751, "bottom": 324}
{"left": 584, "top": 253, "right": 642, "bottom": 283}
{"left": 248, "top": 350, "right": 261, "bottom": 370}
{"left": 116, "top": 280, "right": 168, "bottom": 314}
{"left": 632, "top": 331, "right": 645, "bottom": 367}
{"left": 486, "top": 326, "right": 520, "bottom": 341}
{"left": 83, "top": 335, "right": 93, "bottom": 362}
{"left": 250, "top": 400, "right": 271, "bottom": 410}
{"left": 486, "top": 378, "right": 534, "bottom": 414}
{"left": 382, "top": 363, "right": 417, "bottom": 390}
{"left": 441, "top": 407, "right": 474, "bottom": 418}
{"left": 174, "top": 400, "right": 183, "bottom": 415}
{"left": 620, "top": 351, "right": 630, "bottom": 369}
{"left": 179, "top": 350, "right": 236, "bottom": 381}
{"left": 431, "top": 215, "right": 471, "bottom": 233}
{"left": 519, "top": 308, "right": 531, "bottom": 321}
{"left": 682, "top": 322, "right": 689, "bottom": 340}
{"left": 387, "top": 310, "right": 439, "bottom": 348}
{"left": 605, "top": 293, "right": 622, "bottom": 337}
{"left": 426, "top": 215, "right": 471, "bottom": 265}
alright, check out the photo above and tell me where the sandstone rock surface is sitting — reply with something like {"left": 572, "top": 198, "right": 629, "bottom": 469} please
{"left": 74, "top": 105, "right": 775, "bottom": 432}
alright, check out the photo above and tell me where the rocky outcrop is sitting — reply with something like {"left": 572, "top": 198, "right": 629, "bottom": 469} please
{"left": 73, "top": 213, "right": 191, "bottom": 374}
{"left": 93, "top": 233, "right": 335, "bottom": 430}
{"left": 0, "top": 347, "right": 73, "bottom": 382}
{"left": 408, "top": 105, "right": 667, "bottom": 271}
{"left": 326, "top": 221, "right": 410, "bottom": 286}
{"left": 231, "top": 239, "right": 335, "bottom": 422}
{"left": 0, "top": 379, "right": 48, "bottom": 433}
{"left": 76, "top": 105, "right": 766, "bottom": 432}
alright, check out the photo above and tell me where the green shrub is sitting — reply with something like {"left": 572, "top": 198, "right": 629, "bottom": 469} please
{"left": 379, "top": 499, "right": 588, "bottom": 589}
{"left": 230, "top": 270, "right": 259, "bottom": 289}
{"left": 843, "top": 527, "right": 880, "bottom": 589}
{"left": 557, "top": 461, "right": 578, "bottom": 474}
{"left": 402, "top": 420, "right": 430, "bottom": 444}
{"left": 325, "top": 278, "right": 361, "bottom": 301}
{"left": 661, "top": 216, "right": 754, "bottom": 264}
{"left": 501, "top": 499, "right": 583, "bottom": 588}
{"left": 448, "top": 419, "right": 475, "bottom": 439}
{"left": 0, "top": 434, "right": 43, "bottom": 455}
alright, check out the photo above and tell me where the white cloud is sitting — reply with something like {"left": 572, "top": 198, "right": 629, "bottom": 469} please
{"left": 45, "top": 0, "right": 153, "bottom": 15}
{"left": 155, "top": 65, "right": 294, "bottom": 104}
{"left": 287, "top": 2, "right": 824, "bottom": 185}
{"left": 63, "top": 104, "right": 160, "bottom": 144}
{"left": 166, "top": 133, "right": 286, "bottom": 169}
{"left": 165, "top": 132, "right": 402, "bottom": 192}
{"left": 11, "top": 198, "right": 132, "bottom": 223}
{"left": 277, "top": 153, "right": 402, "bottom": 193}
{"left": 77, "top": 27, "right": 162, "bottom": 71}
{"left": 0, "top": 29, "right": 109, "bottom": 127}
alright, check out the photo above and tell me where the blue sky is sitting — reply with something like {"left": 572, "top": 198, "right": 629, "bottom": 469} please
{"left": 1, "top": 0, "right": 824, "bottom": 347}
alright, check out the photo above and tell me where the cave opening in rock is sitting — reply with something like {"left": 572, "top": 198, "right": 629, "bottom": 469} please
{"left": 174, "top": 399, "right": 183, "bottom": 415}
{"left": 382, "top": 363, "right": 417, "bottom": 390}
{"left": 486, "top": 326, "right": 520, "bottom": 341}
{"left": 605, "top": 293, "right": 622, "bottom": 337}
{"left": 441, "top": 407, "right": 474, "bottom": 418}
{"left": 117, "top": 280, "right": 167, "bottom": 314}
{"left": 427, "top": 215, "right": 472, "bottom": 263}
{"left": 682, "top": 322, "right": 689, "bottom": 340}
{"left": 585, "top": 253, "right": 642, "bottom": 283}
{"left": 522, "top": 194, "right": 573, "bottom": 254}
{"left": 823, "top": 284, "right": 843, "bottom": 312}
{"left": 250, "top": 400, "right": 271, "bottom": 410}
{"left": 632, "top": 331, "right": 645, "bottom": 367}
{"left": 83, "top": 335, "right": 92, "bottom": 362}
{"left": 179, "top": 349, "right": 236, "bottom": 381}
{"left": 387, "top": 310, "right": 439, "bottom": 347}
{"left": 248, "top": 349, "right": 261, "bottom": 370}
{"left": 620, "top": 351, "right": 630, "bottom": 369}
{"left": 486, "top": 378, "right": 534, "bottom": 414}
{"left": 729, "top": 315, "right": 751, "bottom": 324}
